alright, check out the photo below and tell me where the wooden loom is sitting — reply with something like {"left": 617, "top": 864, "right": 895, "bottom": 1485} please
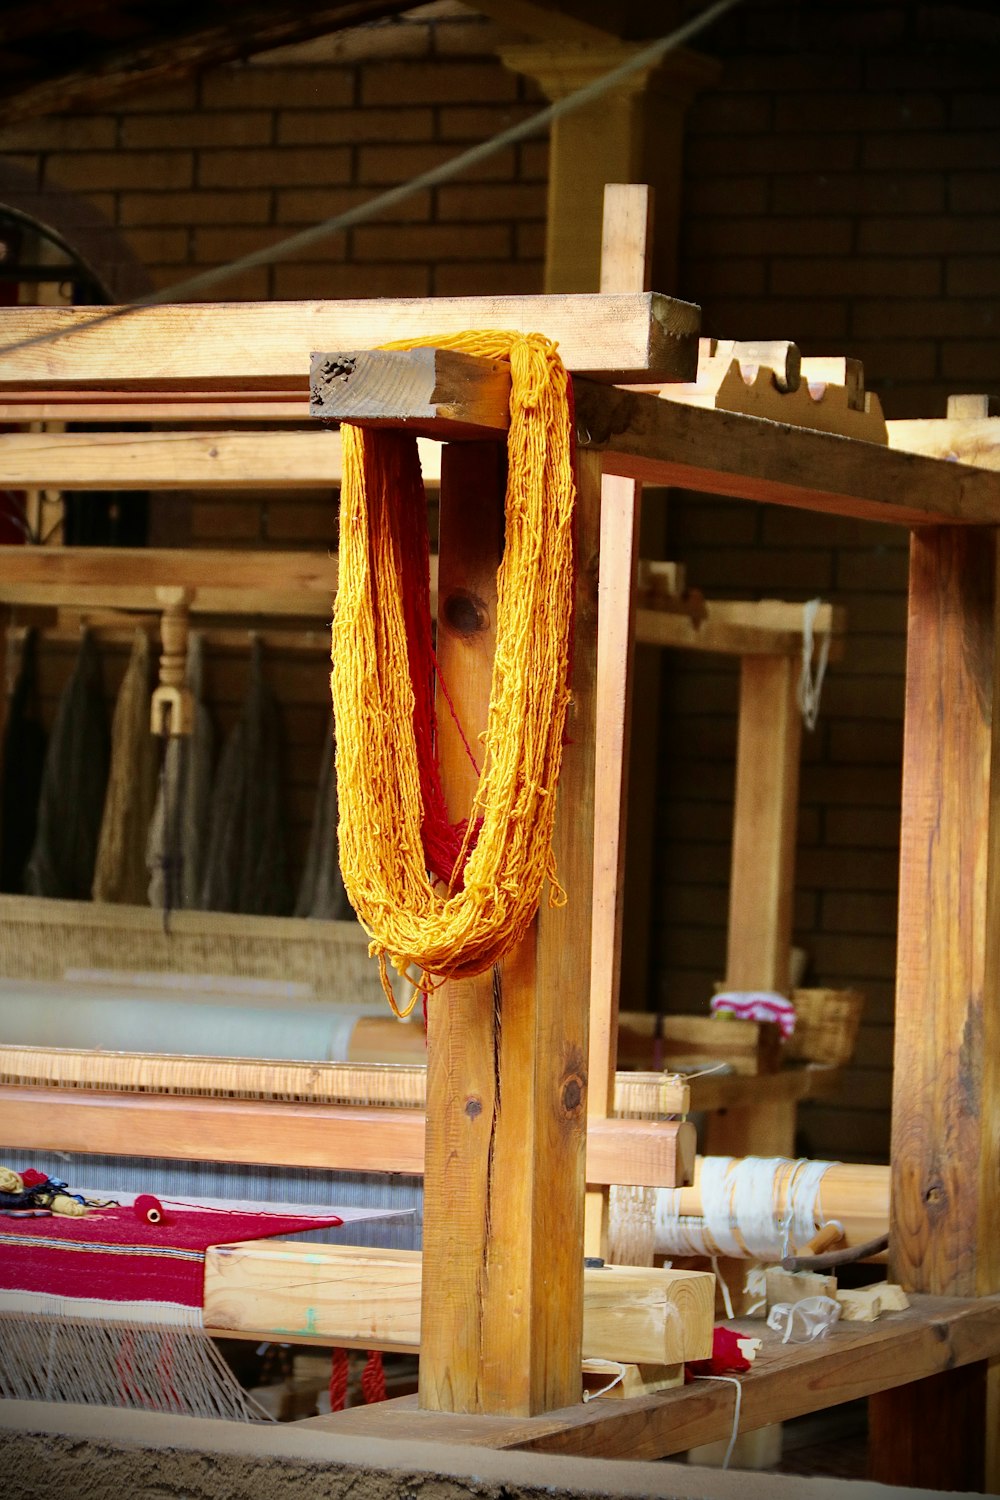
{"left": 0, "top": 287, "right": 999, "bottom": 1488}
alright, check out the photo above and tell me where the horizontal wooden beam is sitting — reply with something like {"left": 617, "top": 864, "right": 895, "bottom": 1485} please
{"left": 637, "top": 598, "right": 846, "bottom": 659}
{"left": 887, "top": 417, "right": 1000, "bottom": 470}
{"left": 310, "top": 347, "right": 510, "bottom": 438}
{"left": 203, "top": 1242, "right": 714, "bottom": 1365}
{"left": 0, "top": 294, "right": 699, "bottom": 388}
{"left": 0, "top": 390, "right": 315, "bottom": 423}
{"left": 302, "top": 1295, "right": 1000, "bottom": 1459}
{"left": 574, "top": 380, "right": 1000, "bottom": 527}
{"left": 0, "top": 1087, "right": 695, "bottom": 1188}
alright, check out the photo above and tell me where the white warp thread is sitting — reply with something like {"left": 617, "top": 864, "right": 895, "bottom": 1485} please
{"left": 798, "top": 597, "right": 831, "bottom": 731}
{"left": 654, "top": 1156, "right": 839, "bottom": 1260}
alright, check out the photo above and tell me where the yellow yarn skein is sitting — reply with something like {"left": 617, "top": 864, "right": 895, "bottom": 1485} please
{"left": 331, "top": 330, "right": 576, "bottom": 1009}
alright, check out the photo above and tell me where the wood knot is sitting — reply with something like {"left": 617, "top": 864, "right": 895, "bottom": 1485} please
{"left": 444, "top": 590, "right": 489, "bottom": 637}
{"left": 924, "top": 1181, "right": 946, "bottom": 1207}
{"left": 561, "top": 1075, "right": 584, "bottom": 1115}
{"left": 464, "top": 1096, "right": 483, "bottom": 1119}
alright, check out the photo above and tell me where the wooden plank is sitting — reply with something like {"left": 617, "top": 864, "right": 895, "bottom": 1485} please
{"left": 0, "top": 546, "right": 338, "bottom": 595}
{"left": 573, "top": 379, "right": 1000, "bottom": 527}
{"left": 636, "top": 599, "right": 845, "bottom": 658}
{"left": 301, "top": 1297, "right": 1000, "bottom": 1458}
{"left": 888, "top": 416, "right": 1000, "bottom": 469}
{"left": 724, "top": 655, "right": 801, "bottom": 996}
{"left": 0, "top": 295, "right": 700, "bottom": 387}
{"left": 0, "top": 1086, "right": 692, "bottom": 1187}
{"left": 202, "top": 1243, "right": 715, "bottom": 1365}
{"left": 616, "top": 1012, "right": 783, "bottom": 1075}
{"left": 891, "top": 529, "right": 1000, "bottom": 1298}
{"left": 0, "top": 391, "right": 315, "bottom": 423}
{"left": 0, "top": 429, "right": 347, "bottom": 488}
{"left": 310, "top": 347, "right": 510, "bottom": 438}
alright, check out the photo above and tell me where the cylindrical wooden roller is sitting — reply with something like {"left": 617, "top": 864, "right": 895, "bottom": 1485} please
{"left": 672, "top": 1158, "right": 889, "bottom": 1251}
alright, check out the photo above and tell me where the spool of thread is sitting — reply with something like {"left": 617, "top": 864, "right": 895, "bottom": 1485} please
{"left": 134, "top": 1194, "right": 168, "bottom": 1226}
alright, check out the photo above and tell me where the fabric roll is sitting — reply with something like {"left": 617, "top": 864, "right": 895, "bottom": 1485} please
{"left": 93, "top": 630, "right": 158, "bottom": 904}
{"left": 147, "top": 632, "right": 214, "bottom": 911}
{"left": 24, "top": 631, "right": 110, "bottom": 899}
{"left": 0, "top": 628, "right": 47, "bottom": 893}
{"left": 295, "top": 726, "right": 352, "bottom": 920}
{"left": 200, "top": 637, "right": 292, "bottom": 916}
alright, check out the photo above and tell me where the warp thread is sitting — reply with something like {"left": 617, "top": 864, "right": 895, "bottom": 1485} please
{"left": 332, "top": 331, "right": 576, "bottom": 1010}
{"left": 654, "top": 1156, "right": 839, "bottom": 1261}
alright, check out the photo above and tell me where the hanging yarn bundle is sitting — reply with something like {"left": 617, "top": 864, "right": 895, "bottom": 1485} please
{"left": 332, "top": 331, "right": 576, "bottom": 1009}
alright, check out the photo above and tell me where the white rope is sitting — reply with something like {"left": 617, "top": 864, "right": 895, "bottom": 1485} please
{"left": 797, "top": 597, "right": 830, "bottom": 731}
{"left": 693, "top": 1375, "right": 744, "bottom": 1470}
{"left": 654, "top": 1156, "right": 840, "bottom": 1260}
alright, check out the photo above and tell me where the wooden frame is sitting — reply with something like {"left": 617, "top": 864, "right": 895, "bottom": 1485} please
{"left": 2, "top": 296, "right": 1000, "bottom": 1478}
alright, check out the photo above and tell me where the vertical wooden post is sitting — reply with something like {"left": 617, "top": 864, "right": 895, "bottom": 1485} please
{"left": 419, "top": 439, "right": 597, "bottom": 1416}
{"left": 724, "top": 654, "right": 801, "bottom": 996}
{"left": 869, "top": 526, "right": 1000, "bottom": 1490}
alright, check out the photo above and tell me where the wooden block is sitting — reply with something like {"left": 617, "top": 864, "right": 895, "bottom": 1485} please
{"left": 203, "top": 1243, "right": 716, "bottom": 1366}
{"left": 947, "top": 394, "right": 999, "bottom": 420}
{"left": 310, "top": 346, "right": 511, "bottom": 438}
{"left": 581, "top": 1360, "right": 683, "bottom": 1400}
{"left": 765, "top": 1266, "right": 837, "bottom": 1311}
{"left": 0, "top": 294, "right": 701, "bottom": 387}
{"left": 836, "top": 1283, "right": 910, "bottom": 1322}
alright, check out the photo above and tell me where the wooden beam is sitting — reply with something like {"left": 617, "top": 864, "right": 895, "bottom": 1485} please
{"left": 310, "top": 347, "right": 511, "bottom": 438}
{"left": 636, "top": 598, "right": 845, "bottom": 657}
{"left": 891, "top": 528, "right": 1000, "bottom": 1299}
{"left": 0, "top": 295, "right": 700, "bottom": 387}
{"left": 302, "top": 1296, "right": 1000, "bottom": 1459}
{"left": 202, "top": 1243, "right": 715, "bottom": 1365}
{"left": 0, "top": 1086, "right": 694, "bottom": 1188}
{"left": 0, "top": 390, "right": 316, "bottom": 423}
{"left": 869, "top": 1364, "right": 989, "bottom": 1490}
{"left": 888, "top": 417, "right": 1000, "bottom": 470}
{"left": 573, "top": 380, "right": 1000, "bottom": 526}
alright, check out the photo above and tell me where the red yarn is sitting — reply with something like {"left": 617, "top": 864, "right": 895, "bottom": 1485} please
{"left": 328, "top": 1347, "right": 349, "bottom": 1411}
{"left": 361, "top": 1349, "right": 386, "bottom": 1404}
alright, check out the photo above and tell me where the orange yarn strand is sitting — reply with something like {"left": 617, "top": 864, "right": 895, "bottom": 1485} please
{"left": 331, "top": 331, "right": 575, "bottom": 1001}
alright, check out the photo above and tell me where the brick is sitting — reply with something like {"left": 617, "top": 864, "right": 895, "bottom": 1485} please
{"left": 436, "top": 181, "right": 545, "bottom": 221}
{"left": 771, "top": 257, "right": 941, "bottom": 299}
{"left": 120, "top": 190, "right": 272, "bottom": 226}
{"left": 437, "top": 104, "right": 539, "bottom": 141}
{"left": 695, "top": 297, "right": 850, "bottom": 342}
{"left": 44, "top": 150, "right": 193, "bottom": 191}
{"left": 760, "top": 508, "right": 867, "bottom": 549}
{"left": 361, "top": 61, "right": 518, "bottom": 107}
{"left": 272, "top": 261, "right": 430, "bottom": 298}
{"left": 831, "top": 592, "right": 906, "bottom": 635}
{"left": 516, "top": 221, "right": 545, "bottom": 260}
{"left": 846, "top": 338, "right": 937, "bottom": 382}
{"left": 774, "top": 91, "right": 946, "bottom": 134}
{"left": 0, "top": 116, "right": 117, "bottom": 151}
{"left": 828, "top": 720, "right": 903, "bottom": 765}
{"left": 832, "top": 636, "right": 907, "bottom": 678}
{"left": 353, "top": 221, "right": 510, "bottom": 261}
{"left": 254, "top": 18, "right": 431, "bottom": 64}
{"left": 191, "top": 501, "right": 263, "bottom": 541}
{"left": 198, "top": 147, "right": 351, "bottom": 188}
{"left": 432, "top": 16, "right": 509, "bottom": 56}
{"left": 687, "top": 176, "right": 769, "bottom": 216}
{"left": 278, "top": 107, "right": 434, "bottom": 145}
{"left": 116, "top": 81, "right": 199, "bottom": 112}
{"left": 808, "top": 931, "right": 898, "bottom": 979}
{"left": 863, "top": 132, "right": 1000, "bottom": 172}
{"left": 687, "top": 133, "right": 860, "bottom": 176}
{"left": 433, "top": 260, "right": 541, "bottom": 296}
{"left": 358, "top": 142, "right": 514, "bottom": 184}
{"left": 719, "top": 57, "right": 863, "bottom": 92}
{"left": 194, "top": 225, "right": 346, "bottom": 264}
{"left": 202, "top": 67, "right": 354, "bottom": 111}
{"left": 820, "top": 675, "right": 905, "bottom": 721}
{"left": 835, "top": 546, "right": 911, "bottom": 592}
{"left": 875, "top": 382, "right": 955, "bottom": 420}
{"left": 801, "top": 765, "right": 903, "bottom": 809}
{"left": 276, "top": 186, "right": 430, "bottom": 224}
{"left": 850, "top": 297, "right": 1000, "bottom": 340}
{"left": 688, "top": 259, "right": 767, "bottom": 297}
{"left": 866, "top": 57, "right": 995, "bottom": 92}
{"left": 952, "top": 92, "right": 1000, "bottom": 129}
{"left": 121, "top": 112, "right": 273, "bottom": 149}
{"left": 799, "top": 1107, "right": 889, "bottom": 1162}
{"left": 687, "top": 93, "right": 773, "bottom": 135}
{"left": 121, "top": 226, "right": 189, "bottom": 263}
{"left": 518, "top": 139, "right": 549, "bottom": 182}
{"left": 859, "top": 216, "right": 1000, "bottom": 255}
{"left": 770, "top": 172, "right": 945, "bottom": 217}
{"left": 851, "top": 1023, "right": 895, "bottom": 1070}
{"left": 686, "top": 216, "right": 853, "bottom": 258}
{"left": 950, "top": 172, "right": 1000, "bottom": 212}
{"left": 673, "top": 546, "right": 833, "bottom": 594}
{"left": 669, "top": 498, "right": 759, "bottom": 547}
{"left": 821, "top": 890, "right": 899, "bottom": 934}
{"left": 941, "top": 341, "right": 1000, "bottom": 381}
{"left": 179, "top": 265, "right": 271, "bottom": 300}
{"left": 947, "top": 258, "right": 1000, "bottom": 297}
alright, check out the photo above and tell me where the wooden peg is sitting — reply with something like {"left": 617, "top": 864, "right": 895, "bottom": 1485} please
{"left": 150, "top": 585, "right": 193, "bottom": 737}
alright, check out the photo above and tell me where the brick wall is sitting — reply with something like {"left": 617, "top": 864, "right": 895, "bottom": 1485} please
{"left": 657, "top": 1, "right": 1000, "bottom": 1161}
{"left": 2, "top": 1, "right": 1000, "bottom": 1160}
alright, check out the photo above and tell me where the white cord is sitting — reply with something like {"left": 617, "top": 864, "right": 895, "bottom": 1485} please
{"left": 695, "top": 1375, "right": 744, "bottom": 1470}
{"left": 654, "top": 1156, "right": 839, "bottom": 1260}
{"left": 798, "top": 597, "right": 830, "bottom": 731}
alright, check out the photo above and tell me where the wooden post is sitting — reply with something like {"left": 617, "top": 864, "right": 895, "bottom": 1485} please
{"left": 723, "top": 654, "right": 801, "bottom": 997}
{"left": 419, "top": 439, "right": 597, "bottom": 1416}
{"left": 869, "top": 526, "right": 1000, "bottom": 1489}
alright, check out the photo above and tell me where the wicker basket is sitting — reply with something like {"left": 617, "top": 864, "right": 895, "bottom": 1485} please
{"left": 786, "top": 987, "right": 865, "bottom": 1067}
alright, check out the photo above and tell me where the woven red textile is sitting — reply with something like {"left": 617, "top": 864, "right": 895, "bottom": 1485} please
{"left": 0, "top": 1201, "right": 343, "bottom": 1309}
